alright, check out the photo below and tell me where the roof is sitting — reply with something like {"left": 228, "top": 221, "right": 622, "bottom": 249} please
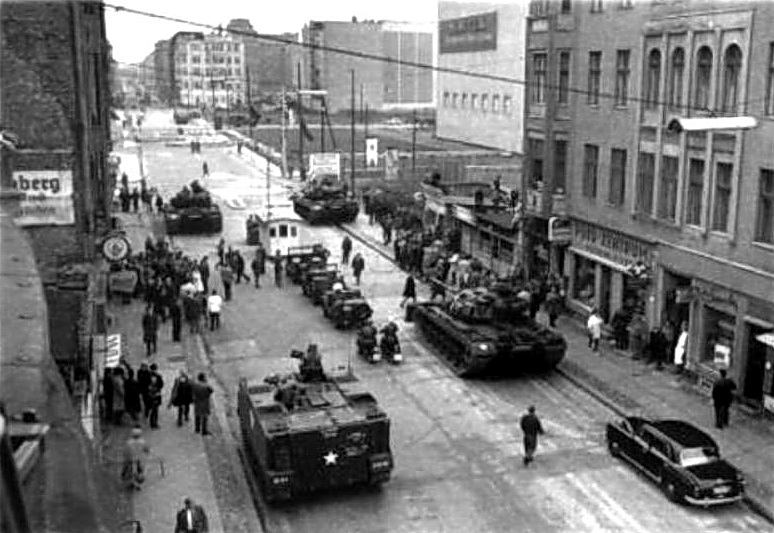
{"left": 650, "top": 420, "right": 717, "bottom": 449}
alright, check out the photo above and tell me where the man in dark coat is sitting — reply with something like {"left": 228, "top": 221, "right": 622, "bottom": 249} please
{"left": 712, "top": 369, "right": 737, "bottom": 429}
{"left": 199, "top": 256, "right": 210, "bottom": 294}
{"left": 169, "top": 370, "right": 194, "bottom": 427}
{"left": 174, "top": 497, "right": 209, "bottom": 533}
{"left": 233, "top": 250, "right": 249, "bottom": 284}
{"left": 647, "top": 325, "right": 669, "bottom": 370}
{"left": 251, "top": 254, "right": 262, "bottom": 288}
{"left": 219, "top": 263, "right": 234, "bottom": 301}
{"left": 191, "top": 373, "right": 214, "bottom": 435}
{"left": 141, "top": 305, "right": 158, "bottom": 357}
{"left": 520, "top": 405, "right": 545, "bottom": 466}
{"left": 341, "top": 236, "right": 352, "bottom": 266}
{"left": 169, "top": 299, "right": 182, "bottom": 342}
{"left": 102, "top": 368, "right": 114, "bottom": 422}
{"left": 351, "top": 253, "right": 365, "bottom": 286}
{"left": 273, "top": 251, "right": 283, "bottom": 288}
{"left": 124, "top": 369, "right": 142, "bottom": 422}
{"left": 137, "top": 363, "right": 151, "bottom": 416}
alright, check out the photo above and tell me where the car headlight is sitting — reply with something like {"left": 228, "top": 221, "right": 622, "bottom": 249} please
{"left": 478, "top": 343, "right": 490, "bottom": 351}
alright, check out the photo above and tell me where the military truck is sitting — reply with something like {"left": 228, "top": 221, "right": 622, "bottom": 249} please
{"left": 406, "top": 283, "right": 567, "bottom": 377}
{"left": 237, "top": 345, "right": 393, "bottom": 503}
{"left": 164, "top": 180, "right": 222, "bottom": 235}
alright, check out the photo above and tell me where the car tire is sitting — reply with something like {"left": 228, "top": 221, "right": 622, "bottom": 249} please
{"left": 661, "top": 476, "right": 682, "bottom": 503}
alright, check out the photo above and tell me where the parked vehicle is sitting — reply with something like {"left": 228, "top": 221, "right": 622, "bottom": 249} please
{"left": 356, "top": 323, "right": 380, "bottom": 364}
{"left": 301, "top": 264, "right": 339, "bottom": 305}
{"left": 285, "top": 245, "right": 329, "bottom": 284}
{"left": 606, "top": 416, "right": 745, "bottom": 506}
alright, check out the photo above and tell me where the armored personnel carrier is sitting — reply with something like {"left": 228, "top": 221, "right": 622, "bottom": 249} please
{"left": 237, "top": 345, "right": 393, "bottom": 503}
{"left": 406, "top": 283, "right": 567, "bottom": 377}
{"left": 293, "top": 177, "right": 359, "bottom": 225}
{"left": 164, "top": 180, "right": 222, "bottom": 235}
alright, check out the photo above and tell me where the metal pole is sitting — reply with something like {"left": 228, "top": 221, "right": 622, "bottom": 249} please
{"left": 320, "top": 106, "right": 325, "bottom": 152}
{"left": 281, "top": 88, "right": 288, "bottom": 179}
{"left": 297, "top": 62, "right": 306, "bottom": 181}
{"left": 247, "top": 68, "right": 253, "bottom": 140}
{"left": 360, "top": 83, "right": 364, "bottom": 124}
{"left": 411, "top": 108, "right": 417, "bottom": 178}
{"left": 350, "top": 69, "right": 356, "bottom": 192}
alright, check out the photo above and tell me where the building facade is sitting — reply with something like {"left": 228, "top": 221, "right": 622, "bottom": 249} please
{"left": 437, "top": 1, "right": 528, "bottom": 154}
{"left": 227, "top": 18, "right": 296, "bottom": 95}
{"left": 526, "top": 0, "right": 774, "bottom": 408}
{"left": 302, "top": 19, "right": 434, "bottom": 113}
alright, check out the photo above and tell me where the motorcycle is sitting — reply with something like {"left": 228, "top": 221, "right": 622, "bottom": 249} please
{"left": 356, "top": 324, "right": 381, "bottom": 363}
{"left": 379, "top": 322, "right": 402, "bottom": 365}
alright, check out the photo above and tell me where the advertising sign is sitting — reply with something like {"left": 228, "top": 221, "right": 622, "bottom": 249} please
{"left": 439, "top": 11, "right": 497, "bottom": 54}
{"left": 366, "top": 137, "right": 379, "bottom": 168}
{"left": 548, "top": 217, "right": 572, "bottom": 243}
{"left": 108, "top": 270, "right": 139, "bottom": 296}
{"left": 104, "top": 334, "right": 121, "bottom": 369}
{"left": 11, "top": 170, "right": 75, "bottom": 226}
{"left": 308, "top": 152, "right": 341, "bottom": 181}
{"left": 713, "top": 343, "right": 731, "bottom": 368}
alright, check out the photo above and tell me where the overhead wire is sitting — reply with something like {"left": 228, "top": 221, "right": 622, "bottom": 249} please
{"left": 105, "top": 3, "right": 766, "bottom": 118}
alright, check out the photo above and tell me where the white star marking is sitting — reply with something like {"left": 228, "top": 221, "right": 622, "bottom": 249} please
{"left": 323, "top": 451, "right": 338, "bottom": 466}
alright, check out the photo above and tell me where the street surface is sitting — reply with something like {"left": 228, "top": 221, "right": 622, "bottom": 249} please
{"left": 136, "top": 110, "right": 772, "bottom": 533}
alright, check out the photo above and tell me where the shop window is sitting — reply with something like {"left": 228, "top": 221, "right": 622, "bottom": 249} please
{"left": 669, "top": 48, "right": 685, "bottom": 110}
{"left": 558, "top": 51, "right": 571, "bottom": 104}
{"left": 615, "top": 50, "right": 630, "bottom": 107}
{"left": 533, "top": 53, "right": 547, "bottom": 104}
{"left": 561, "top": 0, "right": 572, "bottom": 13}
{"left": 645, "top": 49, "right": 661, "bottom": 109}
{"left": 573, "top": 256, "right": 596, "bottom": 308}
{"left": 685, "top": 158, "right": 705, "bottom": 226}
{"left": 554, "top": 140, "right": 568, "bottom": 193}
{"left": 582, "top": 144, "right": 599, "bottom": 198}
{"left": 623, "top": 273, "right": 646, "bottom": 316}
{"left": 588, "top": 51, "right": 602, "bottom": 105}
{"left": 608, "top": 148, "right": 627, "bottom": 206}
{"left": 452, "top": 92, "right": 459, "bottom": 108}
{"left": 755, "top": 168, "right": 774, "bottom": 244}
{"left": 636, "top": 151, "right": 655, "bottom": 214}
{"left": 721, "top": 45, "right": 742, "bottom": 113}
{"left": 702, "top": 307, "right": 735, "bottom": 365}
{"left": 694, "top": 46, "right": 713, "bottom": 111}
{"left": 712, "top": 162, "right": 733, "bottom": 232}
{"left": 658, "top": 156, "right": 678, "bottom": 221}
{"left": 279, "top": 224, "right": 288, "bottom": 238}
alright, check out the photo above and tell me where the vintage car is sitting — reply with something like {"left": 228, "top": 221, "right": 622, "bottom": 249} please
{"left": 285, "top": 245, "right": 329, "bottom": 284}
{"left": 606, "top": 416, "right": 745, "bottom": 506}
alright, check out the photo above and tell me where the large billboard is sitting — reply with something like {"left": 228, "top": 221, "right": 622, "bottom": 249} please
{"left": 11, "top": 170, "right": 75, "bottom": 226}
{"left": 439, "top": 11, "right": 497, "bottom": 54}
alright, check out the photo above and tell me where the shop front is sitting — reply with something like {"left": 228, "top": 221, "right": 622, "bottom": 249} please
{"left": 565, "top": 219, "right": 655, "bottom": 326}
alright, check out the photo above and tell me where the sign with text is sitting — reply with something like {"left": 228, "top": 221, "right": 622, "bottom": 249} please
{"left": 548, "top": 217, "right": 571, "bottom": 243}
{"left": 308, "top": 152, "right": 341, "bottom": 181}
{"left": 366, "top": 137, "right": 378, "bottom": 167}
{"left": 439, "top": 11, "right": 497, "bottom": 54}
{"left": 11, "top": 170, "right": 75, "bottom": 226}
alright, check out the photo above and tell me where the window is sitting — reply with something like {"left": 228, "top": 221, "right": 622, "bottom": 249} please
{"left": 492, "top": 94, "right": 500, "bottom": 112}
{"left": 291, "top": 226, "right": 298, "bottom": 238}
{"left": 590, "top": 0, "right": 603, "bottom": 12}
{"left": 558, "top": 51, "right": 571, "bottom": 104}
{"left": 637, "top": 152, "right": 655, "bottom": 214}
{"left": 529, "top": 139, "right": 544, "bottom": 188}
{"left": 658, "top": 156, "right": 678, "bottom": 221}
{"left": 615, "top": 50, "right": 630, "bottom": 106}
{"left": 686, "top": 159, "right": 705, "bottom": 226}
{"left": 694, "top": 46, "right": 713, "bottom": 111}
{"left": 530, "top": 0, "right": 547, "bottom": 17}
{"left": 533, "top": 53, "right": 547, "bottom": 104}
{"left": 712, "top": 162, "right": 733, "bottom": 232}
{"left": 443, "top": 92, "right": 450, "bottom": 107}
{"left": 669, "top": 48, "right": 685, "bottom": 110}
{"left": 561, "top": 0, "right": 572, "bottom": 13}
{"left": 722, "top": 45, "right": 742, "bottom": 113}
{"left": 503, "top": 96, "right": 512, "bottom": 114}
{"left": 461, "top": 93, "right": 468, "bottom": 109}
{"left": 588, "top": 51, "right": 602, "bottom": 104}
{"left": 645, "top": 49, "right": 661, "bottom": 109}
{"left": 609, "top": 148, "right": 627, "bottom": 206}
{"left": 554, "top": 140, "right": 568, "bottom": 193}
{"left": 755, "top": 169, "right": 774, "bottom": 243}
{"left": 767, "top": 44, "right": 774, "bottom": 115}
{"left": 582, "top": 144, "right": 599, "bottom": 198}
{"left": 279, "top": 224, "right": 288, "bottom": 238}
{"left": 471, "top": 93, "right": 479, "bottom": 109}
{"left": 452, "top": 92, "right": 459, "bottom": 108}
{"left": 481, "top": 93, "right": 489, "bottom": 111}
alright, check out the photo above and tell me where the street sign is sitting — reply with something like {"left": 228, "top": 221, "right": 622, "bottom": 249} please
{"left": 365, "top": 137, "right": 378, "bottom": 167}
{"left": 102, "top": 234, "right": 131, "bottom": 262}
{"left": 308, "top": 152, "right": 341, "bottom": 181}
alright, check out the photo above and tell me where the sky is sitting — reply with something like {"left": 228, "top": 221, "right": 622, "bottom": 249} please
{"left": 104, "top": 0, "right": 439, "bottom": 64}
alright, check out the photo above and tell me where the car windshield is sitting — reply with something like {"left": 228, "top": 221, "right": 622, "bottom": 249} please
{"left": 679, "top": 447, "right": 719, "bottom": 467}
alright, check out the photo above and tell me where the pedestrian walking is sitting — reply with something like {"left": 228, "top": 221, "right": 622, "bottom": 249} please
{"left": 154, "top": 194, "right": 164, "bottom": 214}
{"left": 169, "top": 370, "right": 193, "bottom": 427}
{"left": 712, "top": 369, "right": 737, "bottom": 429}
{"left": 216, "top": 239, "right": 226, "bottom": 266}
{"left": 251, "top": 254, "right": 262, "bottom": 288}
{"left": 192, "top": 373, "right": 213, "bottom": 436}
{"left": 174, "top": 497, "right": 209, "bottom": 533}
{"left": 112, "top": 368, "right": 126, "bottom": 425}
{"left": 273, "top": 250, "right": 284, "bottom": 288}
{"left": 141, "top": 305, "right": 159, "bottom": 357}
{"left": 351, "top": 253, "right": 365, "bottom": 286}
{"left": 124, "top": 369, "right": 142, "bottom": 423}
{"left": 131, "top": 188, "right": 140, "bottom": 213}
{"left": 674, "top": 321, "right": 689, "bottom": 373}
{"left": 586, "top": 308, "right": 603, "bottom": 352}
{"left": 147, "top": 373, "right": 163, "bottom": 429}
{"left": 400, "top": 274, "right": 416, "bottom": 308}
{"left": 202, "top": 161, "right": 209, "bottom": 177}
{"left": 233, "top": 250, "right": 249, "bottom": 284}
{"left": 121, "top": 426, "right": 150, "bottom": 491}
{"left": 610, "top": 307, "right": 631, "bottom": 350}
{"left": 219, "top": 263, "right": 234, "bottom": 301}
{"left": 207, "top": 290, "right": 222, "bottom": 331}
{"left": 183, "top": 293, "right": 201, "bottom": 334}
{"left": 169, "top": 299, "right": 182, "bottom": 342}
{"left": 544, "top": 288, "right": 562, "bottom": 328}
{"left": 520, "top": 405, "right": 544, "bottom": 466}
{"left": 137, "top": 363, "right": 151, "bottom": 417}
{"left": 341, "top": 236, "right": 352, "bottom": 266}
{"left": 647, "top": 325, "right": 668, "bottom": 370}
{"left": 199, "top": 256, "right": 210, "bottom": 294}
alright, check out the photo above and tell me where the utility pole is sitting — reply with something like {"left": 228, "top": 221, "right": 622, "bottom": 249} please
{"left": 247, "top": 68, "right": 253, "bottom": 140}
{"left": 359, "top": 83, "right": 364, "bottom": 124}
{"left": 297, "top": 62, "right": 306, "bottom": 181}
{"left": 350, "top": 70, "right": 356, "bottom": 193}
{"left": 281, "top": 87, "right": 288, "bottom": 179}
{"left": 320, "top": 104, "right": 325, "bottom": 153}
{"left": 411, "top": 108, "right": 417, "bottom": 178}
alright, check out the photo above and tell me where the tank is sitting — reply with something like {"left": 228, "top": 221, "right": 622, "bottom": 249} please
{"left": 237, "top": 345, "right": 393, "bottom": 503}
{"left": 164, "top": 180, "right": 222, "bottom": 235}
{"left": 406, "top": 283, "right": 567, "bottom": 377}
{"left": 293, "top": 178, "right": 359, "bottom": 225}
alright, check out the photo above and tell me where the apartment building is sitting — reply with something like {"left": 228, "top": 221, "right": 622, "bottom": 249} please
{"left": 176, "top": 32, "right": 247, "bottom": 109}
{"left": 526, "top": 0, "right": 774, "bottom": 408}
{"left": 227, "top": 18, "right": 296, "bottom": 94}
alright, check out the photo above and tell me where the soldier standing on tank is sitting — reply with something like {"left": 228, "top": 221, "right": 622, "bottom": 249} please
{"left": 520, "top": 405, "right": 544, "bottom": 466}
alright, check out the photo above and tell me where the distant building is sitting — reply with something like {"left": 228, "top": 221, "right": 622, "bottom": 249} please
{"left": 301, "top": 19, "right": 434, "bottom": 113}
{"left": 139, "top": 50, "right": 156, "bottom": 104}
{"left": 436, "top": 2, "right": 527, "bottom": 154}
{"left": 154, "top": 38, "right": 172, "bottom": 104}
{"left": 227, "top": 18, "right": 296, "bottom": 95}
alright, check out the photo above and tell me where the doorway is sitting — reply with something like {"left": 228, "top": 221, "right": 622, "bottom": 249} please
{"left": 600, "top": 266, "right": 612, "bottom": 323}
{"left": 744, "top": 326, "right": 769, "bottom": 403}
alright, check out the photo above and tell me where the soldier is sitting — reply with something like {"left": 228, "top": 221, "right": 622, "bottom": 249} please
{"left": 341, "top": 235, "right": 352, "bottom": 266}
{"left": 298, "top": 344, "right": 325, "bottom": 382}
{"left": 351, "top": 253, "right": 365, "bottom": 286}
{"left": 520, "top": 405, "right": 544, "bottom": 466}
{"left": 274, "top": 250, "right": 284, "bottom": 288}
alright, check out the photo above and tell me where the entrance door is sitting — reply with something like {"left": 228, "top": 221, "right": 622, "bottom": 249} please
{"left": 744, "top": 326, "right": 768, "bottom": 402}
{"left": 600, "top": 266, "right": 612, "bottom": 323}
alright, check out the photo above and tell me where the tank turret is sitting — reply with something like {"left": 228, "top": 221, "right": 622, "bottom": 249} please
{"left": 164, "top": 180, "right": 222, "bottom": 234}
{"left": 293, "top": 177, "right": 358, "bottom": 224}
{"left": 169, "top": 180, "right": 213, "bottom": 209}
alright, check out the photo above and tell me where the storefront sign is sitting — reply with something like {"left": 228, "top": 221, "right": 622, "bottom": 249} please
{"left": 439, "top": 11, "right": 498, "bottom": 54}
{"left": 756, "top": 333, "right": 774, "bottom": 349}
{"left": 693, "top": 280, "right": 737, "bottom": 307}
{"left": 365, "top": 137, "right": 378, "bottom": 168}
{"left": 108, "top": 270, "right": 138, "bottom": 296}
{"left": 572, "top": 220, "right": 653, "bottom": 268}
{"left": 713, "top": 343, "right": 731, "bottom": 368}
{"left": 548, "top": 217, "right": 571, "bottom": 243}
{"left": 104, "top": 334, "right": 121, "bottom": 368}
{"left": 11, "top": 170, "right": 75, "bottom": 226}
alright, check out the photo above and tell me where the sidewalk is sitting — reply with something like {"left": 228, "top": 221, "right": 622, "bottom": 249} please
{"left": 341, "top": 212, "right": 774, "bottom": 522}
